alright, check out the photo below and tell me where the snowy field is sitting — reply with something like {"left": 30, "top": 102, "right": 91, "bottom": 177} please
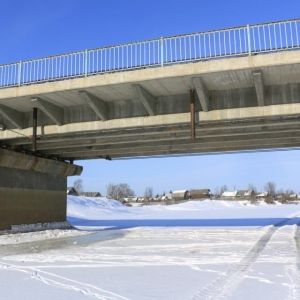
{"left": 1, "top": 197, "right": 300, "bottom": 299}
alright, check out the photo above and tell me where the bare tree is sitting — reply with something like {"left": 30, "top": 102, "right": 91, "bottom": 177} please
{"left": 220, "top": 185, "right": 228, "bottom": 195}
{"left": 264, "top": 181, "right": 276, "bottom": 197}
{"left": 264, "top": 181, "right": 276, "bottom": 204}
{"left": 248, "top": 183, "right": 257, "bottom": 193}
{"left": 73, "top": 179, "right": 83, "bottom": 193}
{"left": 283, "top": 189, "right": 295, "bottom": 203}
{"left": 214, "top": 187, "right": 220, "bottom": 198}
{"left": 106, "top": 183, "right": 135, "bottom": 201}
{"left": 247, "top": 183, "right": 257, "bottom": 204}
{"left": 144, "top": 187, "right": 153, "bottom": 199}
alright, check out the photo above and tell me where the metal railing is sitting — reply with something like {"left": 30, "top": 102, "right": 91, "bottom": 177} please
{"left": 0, "top": 19, "right": 299, "bottom": 89}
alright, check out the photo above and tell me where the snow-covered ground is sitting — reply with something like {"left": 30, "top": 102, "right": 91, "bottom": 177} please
{"left": 1, "top": 197, "right": 300, "bottom": 299}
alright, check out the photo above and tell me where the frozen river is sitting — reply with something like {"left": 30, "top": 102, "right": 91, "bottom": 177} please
{"left": 1, "top": 197, "right": 300, "bottom": 299}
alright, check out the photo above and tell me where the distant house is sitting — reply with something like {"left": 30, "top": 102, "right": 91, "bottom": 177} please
{"left": 172, "top": 190, "right": 189, "bottom": 201}
{"left": 256, "top": 192, "right": 269, "bottom": 199}
{"left": 236, "top": 189, "right": 255, "bottom": 199}
{"left": 123, "top": 197, "right": 138, "bottom": 203}
{"left": 189, "top": 189, "right": 211, "bottom": 199}
{"left": 275, "top": 193, "right": 298, "bottom": 202}
{"left": 161, "top": 193, "right": 173, "bottom": 201}
{"left": 221, "top": 191, "right": 238, "bottom": 200}
{"left": 79, "top": 192, "right": 102, "bottom": 197}
{"left": 67, "top": 187, "right": 78, "bottom": 196}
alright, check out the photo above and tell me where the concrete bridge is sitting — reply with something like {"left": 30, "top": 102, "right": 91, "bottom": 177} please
{"left": 1, "top": 19, "right": 300, "bottom": 229}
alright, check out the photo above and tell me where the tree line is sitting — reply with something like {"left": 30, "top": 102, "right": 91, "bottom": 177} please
{"left": 73, "top": 179, "right": 298, "bottom": 203}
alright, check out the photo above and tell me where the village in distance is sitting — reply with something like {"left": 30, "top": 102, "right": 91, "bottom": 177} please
{"left": 68, "top": 180, "right": 300, "bottom": 206}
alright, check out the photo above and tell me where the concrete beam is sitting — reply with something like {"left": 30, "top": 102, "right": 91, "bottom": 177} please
{"left": 3, "top": 103, "right": 300, "bottom": 141}
{"left": 0, "top": 105, "right": 24, "bottom": 129}
{"left": 49, "top": 129, "right": 300, "bottom": 156}
{"left": 31, "top": 98, "right": 64, "bottom": 125}
{"left": 252, "top": 71, "right": 265, "bottom": 106}
{"left": 67, "top": 140, "right": 300, "bottom": 160}
{"left": 0, "top": 148, "right": 82, "bottom": 177}
{"left": 9, "top": 114, "right": 300, "bottom": 148}
{"left": 78, "top": 91, "right": 108, "bottom": 121}
{"left": 133, "top": 84, "right": 156, "bottom": 116}
{"left": 59, "top": 135, "right": 300, "bottom": 159}
{"left": 35, "top": 123, "right": 300, "bottom": 153}
{"left": 192, "top": 77, "right": 209, "bottom": 112}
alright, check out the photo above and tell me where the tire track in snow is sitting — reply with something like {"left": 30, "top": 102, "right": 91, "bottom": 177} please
{"left": 191, "top": 217, "right": 298, "bottom": 300}
{"left": 294, "top": 225, "right": 300, "bottom": 298}
{"left": 0, "top": 261, "right": 131, "bottom": 300}
{"left": 286, "top": 224, "right": 300, "bottom": 300}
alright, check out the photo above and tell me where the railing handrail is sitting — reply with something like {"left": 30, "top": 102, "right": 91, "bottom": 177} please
{"left": 0, "top": 18, "right": 299, "bottom": 89}
{"left": 0, "top": 18, "right": 299, "bottom": 67}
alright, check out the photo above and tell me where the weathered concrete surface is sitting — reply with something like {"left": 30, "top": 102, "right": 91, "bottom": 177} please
{"left": 0, "top": 150, "right": 82, "bottom": 230}
{"left": 0, "top": 167, "right": 66, "bottom": 230}
{"left": 0, "top": 148, "right": 82, "bottom": 176}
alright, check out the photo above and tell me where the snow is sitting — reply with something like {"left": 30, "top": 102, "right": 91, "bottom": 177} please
{"left": 1, "top": 196, "right": 300, "bottom": 299}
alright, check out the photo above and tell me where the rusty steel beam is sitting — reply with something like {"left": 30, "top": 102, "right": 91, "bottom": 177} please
{"left": 190, "top": 89, "right": 196, "bottom": 141}
{"left": 32, "top": 107, "right": 38, "bottom": 152}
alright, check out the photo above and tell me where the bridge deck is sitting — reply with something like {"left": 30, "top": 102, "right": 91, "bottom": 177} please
{"left": 1, "top": 21, "right": 300, "bottom": 159}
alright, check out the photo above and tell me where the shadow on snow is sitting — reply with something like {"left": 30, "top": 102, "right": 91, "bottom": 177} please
{"left": 68, "top": 216, "right": 300, "bottom": 230}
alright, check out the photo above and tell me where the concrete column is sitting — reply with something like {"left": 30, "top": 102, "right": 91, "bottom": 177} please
{"left": 0, "top": 149, "right": 82, "bottom": 231}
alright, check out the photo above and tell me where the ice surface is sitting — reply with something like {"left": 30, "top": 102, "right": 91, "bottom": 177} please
{"left": 1, "top": 196, "right": 300, "bottom": 299}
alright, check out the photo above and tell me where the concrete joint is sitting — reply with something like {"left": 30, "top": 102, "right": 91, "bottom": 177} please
{"left": 31, "top": 98, "right": 64, "bottom": 126}
{"left": 78, "top": 90, "right": 108, "bottom": 121}
{"left": 192, "top": 77, "right": 209, "bottom": 112}
{"left": 0, "top": 104, "right": 24, "bottom": 129}
{"left": 252, "top": 70, "right": 265, "bottom": 106}
{"left": 133, "top": 84, "right": 156, "bottom": 116}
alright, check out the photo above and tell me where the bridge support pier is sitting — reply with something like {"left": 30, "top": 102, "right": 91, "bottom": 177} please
{"left": 0, "top": 149, "right": 82, "bottom": 231}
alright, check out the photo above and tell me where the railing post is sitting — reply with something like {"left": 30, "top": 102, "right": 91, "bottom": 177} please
{"left": 18, "top": 61, "right": 22, "bottom": 86}
{"left": 247, "top": 24, "right": 252, "bottom": 55}
{"left": 160, "top": 37, "right": 164, "bottom": 67}
{"left": 84, "top": 49, "right": 88, "bottom": 76}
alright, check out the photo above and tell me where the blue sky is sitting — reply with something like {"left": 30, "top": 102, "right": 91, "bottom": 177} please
{"left": 1, "top": 0, "right": 300, "bottom": 195}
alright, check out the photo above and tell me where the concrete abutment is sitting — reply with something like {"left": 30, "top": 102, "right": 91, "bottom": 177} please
{"left": 0, "top": 149, "right": 82, "bottom": 231}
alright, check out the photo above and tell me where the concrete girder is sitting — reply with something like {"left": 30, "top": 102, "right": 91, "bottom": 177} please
{"left": 3, "top": 103, "right": 300, "bottom": 141}
{"left": 252, "top": 71, "right": 265, "bottom": 106}
{"left": 68, "top": 140, "right": 300, "bottom": 160}
{"left": 6, "top": 124, "right": 191, "bottom": 147}
{"left": 59, "top": 134, "right": 300, "bottom": 158}
{"left": 78, "top": 91, "right": 108, "bottom": 121}
{"left": 5, "top": 113, "right": 300, "bottom": 149}
{"left": 35, "top": 123, "right": 300, "bottom": 153}
{"left": 0, "top": 104, "right": 24, "bottom": 129}
{"left": 133, "top": 84, "right": 156, "bottom": 116}
{"left": 48, "top": 129, "right": 300, "bottom": 157}
{"left": 192, "top": 77, "right": 209, "bottom": 112}
{"left": 0, "top": 148, "right": 82, "bottom": 176}
{"left": 32, "top": 98, "right": 64, "bottom": 126}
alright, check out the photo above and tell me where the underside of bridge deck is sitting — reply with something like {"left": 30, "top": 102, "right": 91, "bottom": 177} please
{"left": 1, "top": 105, "right": 300, "bottom": 160}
